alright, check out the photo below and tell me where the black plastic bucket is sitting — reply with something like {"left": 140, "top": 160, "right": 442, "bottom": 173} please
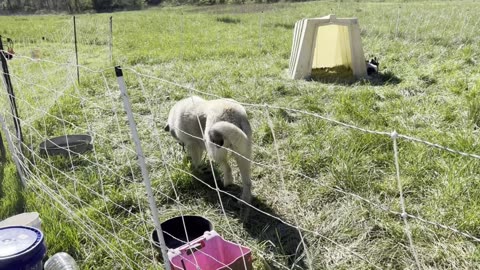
{"left": 151, "top": 215, "right": 213, "bottom": 251}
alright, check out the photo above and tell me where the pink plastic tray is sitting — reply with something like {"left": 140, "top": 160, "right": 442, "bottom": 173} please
{"left": 168, "top": 231, "right": 252, "bottom": 270}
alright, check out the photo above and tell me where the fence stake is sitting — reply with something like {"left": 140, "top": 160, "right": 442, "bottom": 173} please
{"left": 73, "top": 16, "right": 80, "bottom": 84}
{"left": 0, "top": 132, "right": 6, "bottom": 162}
{"left": 109, "top": 16, "right": 113, "bottom": 63}
{"left": 114, "top": 66, "right": 171, "bottom": 270}
{"left": 391, "top": 131, "right": 421, "bottom": 268}
{"left": 0, "top": 35, "right": 23, "bottom": 148}
{"left": 0, "top": 114, "right": 25, "bottom": 187}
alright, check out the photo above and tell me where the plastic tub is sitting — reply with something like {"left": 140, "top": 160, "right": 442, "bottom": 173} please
{"left": 39, "top": 135, "right": 93, "bottom": 156}
{"left": 0, "top": 226, "right": 47, "bottom": 270}
{"left": 168, "top": 231, "right": 252, "bottom": 270}
{"left": 0, "top": 212, "right": 42, "bottom": 231}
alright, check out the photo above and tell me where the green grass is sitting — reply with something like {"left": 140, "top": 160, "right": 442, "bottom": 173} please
{"left": 1, "top": 1, "right": 480, "bottom": 269}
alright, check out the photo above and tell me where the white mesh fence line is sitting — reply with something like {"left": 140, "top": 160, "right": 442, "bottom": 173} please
{"left": 1, "top": 58, "right": 480, "bottom": 269}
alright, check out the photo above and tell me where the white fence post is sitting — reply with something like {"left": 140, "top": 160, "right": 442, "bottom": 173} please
{"left": 391, "top": 130, "right": 421, "bottom": 269}
{"left": 115, "top": 66, "right": 171, "bottom": 270}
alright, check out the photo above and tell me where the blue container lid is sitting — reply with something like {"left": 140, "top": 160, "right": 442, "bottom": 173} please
{"left": 0, "top": 226, "right": 45, "bottom": 267}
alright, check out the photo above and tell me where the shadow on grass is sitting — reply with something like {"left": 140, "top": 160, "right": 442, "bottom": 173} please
{"left": 366, "top": 71, "right": 402, "bottom": 86}
{"left": 309, "top": 67, "right": 402, "bottom": 86}
{"left": 272, "top": 22, "right": 294, "bottom": 29}
{"left": 171, "top": 168, "right": 307, "bottom": 270}
{"left": 309, "top": 66, "right": 357, "bottom": 85}
{"left": 189, "top": 3, "right": 290, "bottom": 15}
{"left": 216, "top": 16, "right": 241, "bottom": 24}
{"left": 0, "top": 161, "right": 26, "bottom": 220}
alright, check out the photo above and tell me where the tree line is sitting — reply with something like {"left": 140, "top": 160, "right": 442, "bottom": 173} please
{"left": 0, "top": 0, "right": 158, "bottom": 14}
{"left": 0, "top": 0, "right": 292, "bottom": 14}
{"left": 0, "top": 0, "right": 294, "bottom": 14}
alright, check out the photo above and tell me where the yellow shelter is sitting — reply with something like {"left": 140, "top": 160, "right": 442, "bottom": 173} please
{"left": 289, "top": 15, "right": 367, "bottom": 80}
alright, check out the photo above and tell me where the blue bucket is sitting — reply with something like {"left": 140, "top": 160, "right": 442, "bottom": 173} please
{"left": 0, "top": 226, "right": 47, "bottom": 270}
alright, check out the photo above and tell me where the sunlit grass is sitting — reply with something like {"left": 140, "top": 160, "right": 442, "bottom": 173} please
{"left": 1, "top": 1, "right": 480, "bottom": 269}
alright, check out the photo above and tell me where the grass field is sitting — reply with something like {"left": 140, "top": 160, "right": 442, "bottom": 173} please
{"left": 1, "top": 1, "right": 480, "bottom": 269}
